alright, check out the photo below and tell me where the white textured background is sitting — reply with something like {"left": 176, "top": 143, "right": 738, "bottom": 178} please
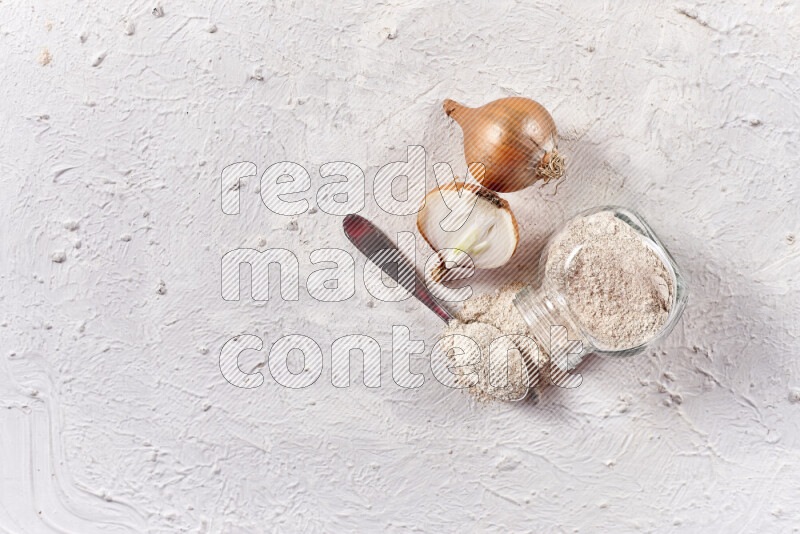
{"left": 2, "top": 0, "right": 799, "bottom": 532}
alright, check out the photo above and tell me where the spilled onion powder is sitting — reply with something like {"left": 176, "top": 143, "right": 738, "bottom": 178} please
{"left": 438, "top": 284, "right": 543, "bottom": 403}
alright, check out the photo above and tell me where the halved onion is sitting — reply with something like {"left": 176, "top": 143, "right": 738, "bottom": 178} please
{"left": 417, "top": 183, "right": 519, "bottom": 273}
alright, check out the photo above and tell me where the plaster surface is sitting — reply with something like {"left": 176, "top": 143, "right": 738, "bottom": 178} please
{"left": 1, "top": 0, "right": 799, "bottom": 532}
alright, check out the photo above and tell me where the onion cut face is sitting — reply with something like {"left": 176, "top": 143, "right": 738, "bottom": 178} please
{"left": 417, "top": 183, "right": 519, "bottom": 274}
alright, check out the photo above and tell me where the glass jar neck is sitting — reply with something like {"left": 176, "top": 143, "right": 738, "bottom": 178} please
{"left": 513, "top": 285, "right": 591, "bottom": 376}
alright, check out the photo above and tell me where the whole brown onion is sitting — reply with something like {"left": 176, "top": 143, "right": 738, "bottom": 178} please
{"left": 443, "top": 97, "right": 565, "bottom": 193}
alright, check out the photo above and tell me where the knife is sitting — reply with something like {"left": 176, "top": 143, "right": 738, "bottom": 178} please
{"left": 342, "top": 214, "right": 454, "bottom": 324}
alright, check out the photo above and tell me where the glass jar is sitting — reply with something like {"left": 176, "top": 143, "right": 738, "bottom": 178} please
{"left": 512, "top": 206, "right": 688, "bottom": 383}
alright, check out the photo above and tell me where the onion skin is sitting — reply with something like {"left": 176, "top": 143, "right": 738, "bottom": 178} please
{"left": 443, "top": 97, "right": 565, "bottom": 193}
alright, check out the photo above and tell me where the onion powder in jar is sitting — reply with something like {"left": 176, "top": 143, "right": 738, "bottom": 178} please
{"left": 513, "top": 206, "right": 689, "bottom": 376}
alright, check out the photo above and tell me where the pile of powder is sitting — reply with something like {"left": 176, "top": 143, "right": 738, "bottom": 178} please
{"left": 546, "top": 210, "right": 674, "bottom": 350}
{"left": 438, "top": 284, "right": 543, "bottom": 403}
{"left": 436, "top": 320, "right": 528, "bottom": 403}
